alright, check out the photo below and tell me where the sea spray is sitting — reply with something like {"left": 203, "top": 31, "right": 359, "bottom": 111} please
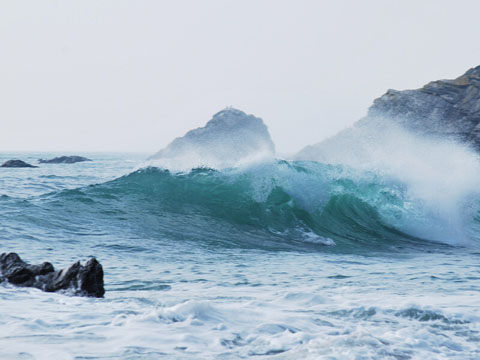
{"left": 3, "top": 67, "right": 480, "bottom": 359}
{"left": 295, "top": 119, "right": 480, "bottom": 245}
{"left": 148, "top": 108, "right": 275, "bottom": 171}
{"left": 25, "top": 159, "right": 471, "bottom": 250}
{"left": 1, "top": 148, "right": 480, "bottom": 359}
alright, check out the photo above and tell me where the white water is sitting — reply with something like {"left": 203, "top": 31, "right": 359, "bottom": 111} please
{"left": 2, "top": 111, "right": 480, "bottom": 360}
{"left": 296, "top": 119, "right": 480, "bottom": 245}
{"left": 1, "top": 152, "right": 480, "bottom": 360}
{"left": 1, "top": 248, "right": 479, "bottom": 360}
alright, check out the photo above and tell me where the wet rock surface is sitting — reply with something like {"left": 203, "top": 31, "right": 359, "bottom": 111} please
{"left": 0, "top": 253, "right": 104, "bottom": 297}
{"left": 38, "top": 156, "right": 92, "bottom": 164}
{"left": 1, "top": 160, "right": 38, "bottom": 168}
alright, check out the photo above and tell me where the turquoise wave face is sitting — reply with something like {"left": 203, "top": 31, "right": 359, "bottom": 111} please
{"left": 21, "top": 160, "right": 476, "bottom": 252}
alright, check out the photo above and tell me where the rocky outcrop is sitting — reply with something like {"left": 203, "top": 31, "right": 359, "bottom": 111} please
{"left": 296, "top": 65, "right": 480, "bottom": 159}
{"left": 1, "top": 160, "right": 38, "bottom": 168}
{"left": 366, "top": 65, "right": 480, "bottom": 150}
{"left": 0, "top": 253, "right": 104, "bottom": 297}
{"left": 39, "top": 156, "right": 92, "bottom": 164}
{"left": 150, "top": 108, "right": 275, "bottom": 170}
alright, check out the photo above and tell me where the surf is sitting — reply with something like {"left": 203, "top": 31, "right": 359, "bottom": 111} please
{"left": 28, "top": 157, "right": 476, "bottom": 252}
{"left": 5, "top": 108, "right": 480, "bottom": 252}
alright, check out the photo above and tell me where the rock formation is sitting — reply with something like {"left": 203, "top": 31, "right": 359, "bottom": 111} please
{"left": 1, "top": 160, "right": 38, "bottom": 168}
{"left": 367, "top": 65, "right": 480, "bottom": 149}
{"left": 38, "top": 156, "right": 92, "bottom": 164}
{"left": 149, "top": 107, "right": 275, "bottom": 170}
{"left": 297, "top": 65, "right": 480, "bottom": 159}
{"left": 0, "top": 253, "right": 104, "bottom": 298}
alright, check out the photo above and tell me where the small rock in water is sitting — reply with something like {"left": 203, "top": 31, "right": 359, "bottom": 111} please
{"left": 0, "top": 253, "right": 104, "bottom": 297}
{"left": 0, "top": 160, "right": 38, "bottom": 168}
{"left": 38, "top": 156, "right": 92, "bottom": 164}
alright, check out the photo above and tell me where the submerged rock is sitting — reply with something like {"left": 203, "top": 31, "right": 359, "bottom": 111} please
{"left": 1, "top": 160, "right": 38, "bottom": 168}
{"left": 38, "top": 156, "right": 92, "bottom": 164}
{"left": 149, "top": 107, "right": 275, "bottom": 170}
{"left": 0, "top": 253, "right": 104, "bottom": 297}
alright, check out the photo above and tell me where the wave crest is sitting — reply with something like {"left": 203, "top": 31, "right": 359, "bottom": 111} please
{"left": 43, "top": 158, "right": 480, "bottom": 250}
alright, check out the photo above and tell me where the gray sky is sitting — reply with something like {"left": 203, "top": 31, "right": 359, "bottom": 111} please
{"left": 1, "top": 0, "right": 480, "bottom": 154}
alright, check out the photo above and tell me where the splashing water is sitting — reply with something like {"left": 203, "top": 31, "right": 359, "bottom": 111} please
{"left": 295, "top": 119, "right": 480, "bottom": 245}
{"left": 2, "top": 113, "right": 480, "bottom": 359}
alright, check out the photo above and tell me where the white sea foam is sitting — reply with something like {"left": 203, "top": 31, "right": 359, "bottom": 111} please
{"left": 1, "top": 251, "right": 479, "bottom": 360}
{"left": 300, "top": 230, "right": 336, "bottom": 246}
{"left": 296, "top": 119, "right": 480, "bottom": 245}
{"left": 1, "top": 152, "right": 479, "bottom": 360}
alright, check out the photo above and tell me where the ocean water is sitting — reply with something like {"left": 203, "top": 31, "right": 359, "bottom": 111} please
{"left": 1, "top": 152, "right": 480, "bottom": 360}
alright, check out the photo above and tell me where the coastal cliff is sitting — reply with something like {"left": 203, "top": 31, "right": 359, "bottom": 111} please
{"left": 297, "top": 65, "right": 480, "bottom": 159}
{"left": 368, "top": 65, "right": 480, "bottom": 149}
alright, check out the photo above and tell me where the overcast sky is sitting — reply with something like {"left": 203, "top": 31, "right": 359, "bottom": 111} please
{"left": 1, "top": 0, "right": 480, "bottom": 154}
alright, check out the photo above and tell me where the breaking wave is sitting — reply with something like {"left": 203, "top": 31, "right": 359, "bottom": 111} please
{"left": 39, "top": 157, "right": 480, "bottom": 252}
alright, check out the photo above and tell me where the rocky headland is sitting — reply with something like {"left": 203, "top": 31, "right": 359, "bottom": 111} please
{"left": 297, "top": 65, "right": 480, "bottom": 159}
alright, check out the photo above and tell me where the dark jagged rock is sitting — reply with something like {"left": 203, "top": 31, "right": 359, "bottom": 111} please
{"left": 38, "top": 156, "right": 92, "bottom": 164}
{"left": 1, "top": 160, "right": 38, "bottom": 168}
{"left": 0, "top": 253, "right": 104, "bottom": 298}
{"left": 365, "top": 65, "right": 480, "bottom": 149}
